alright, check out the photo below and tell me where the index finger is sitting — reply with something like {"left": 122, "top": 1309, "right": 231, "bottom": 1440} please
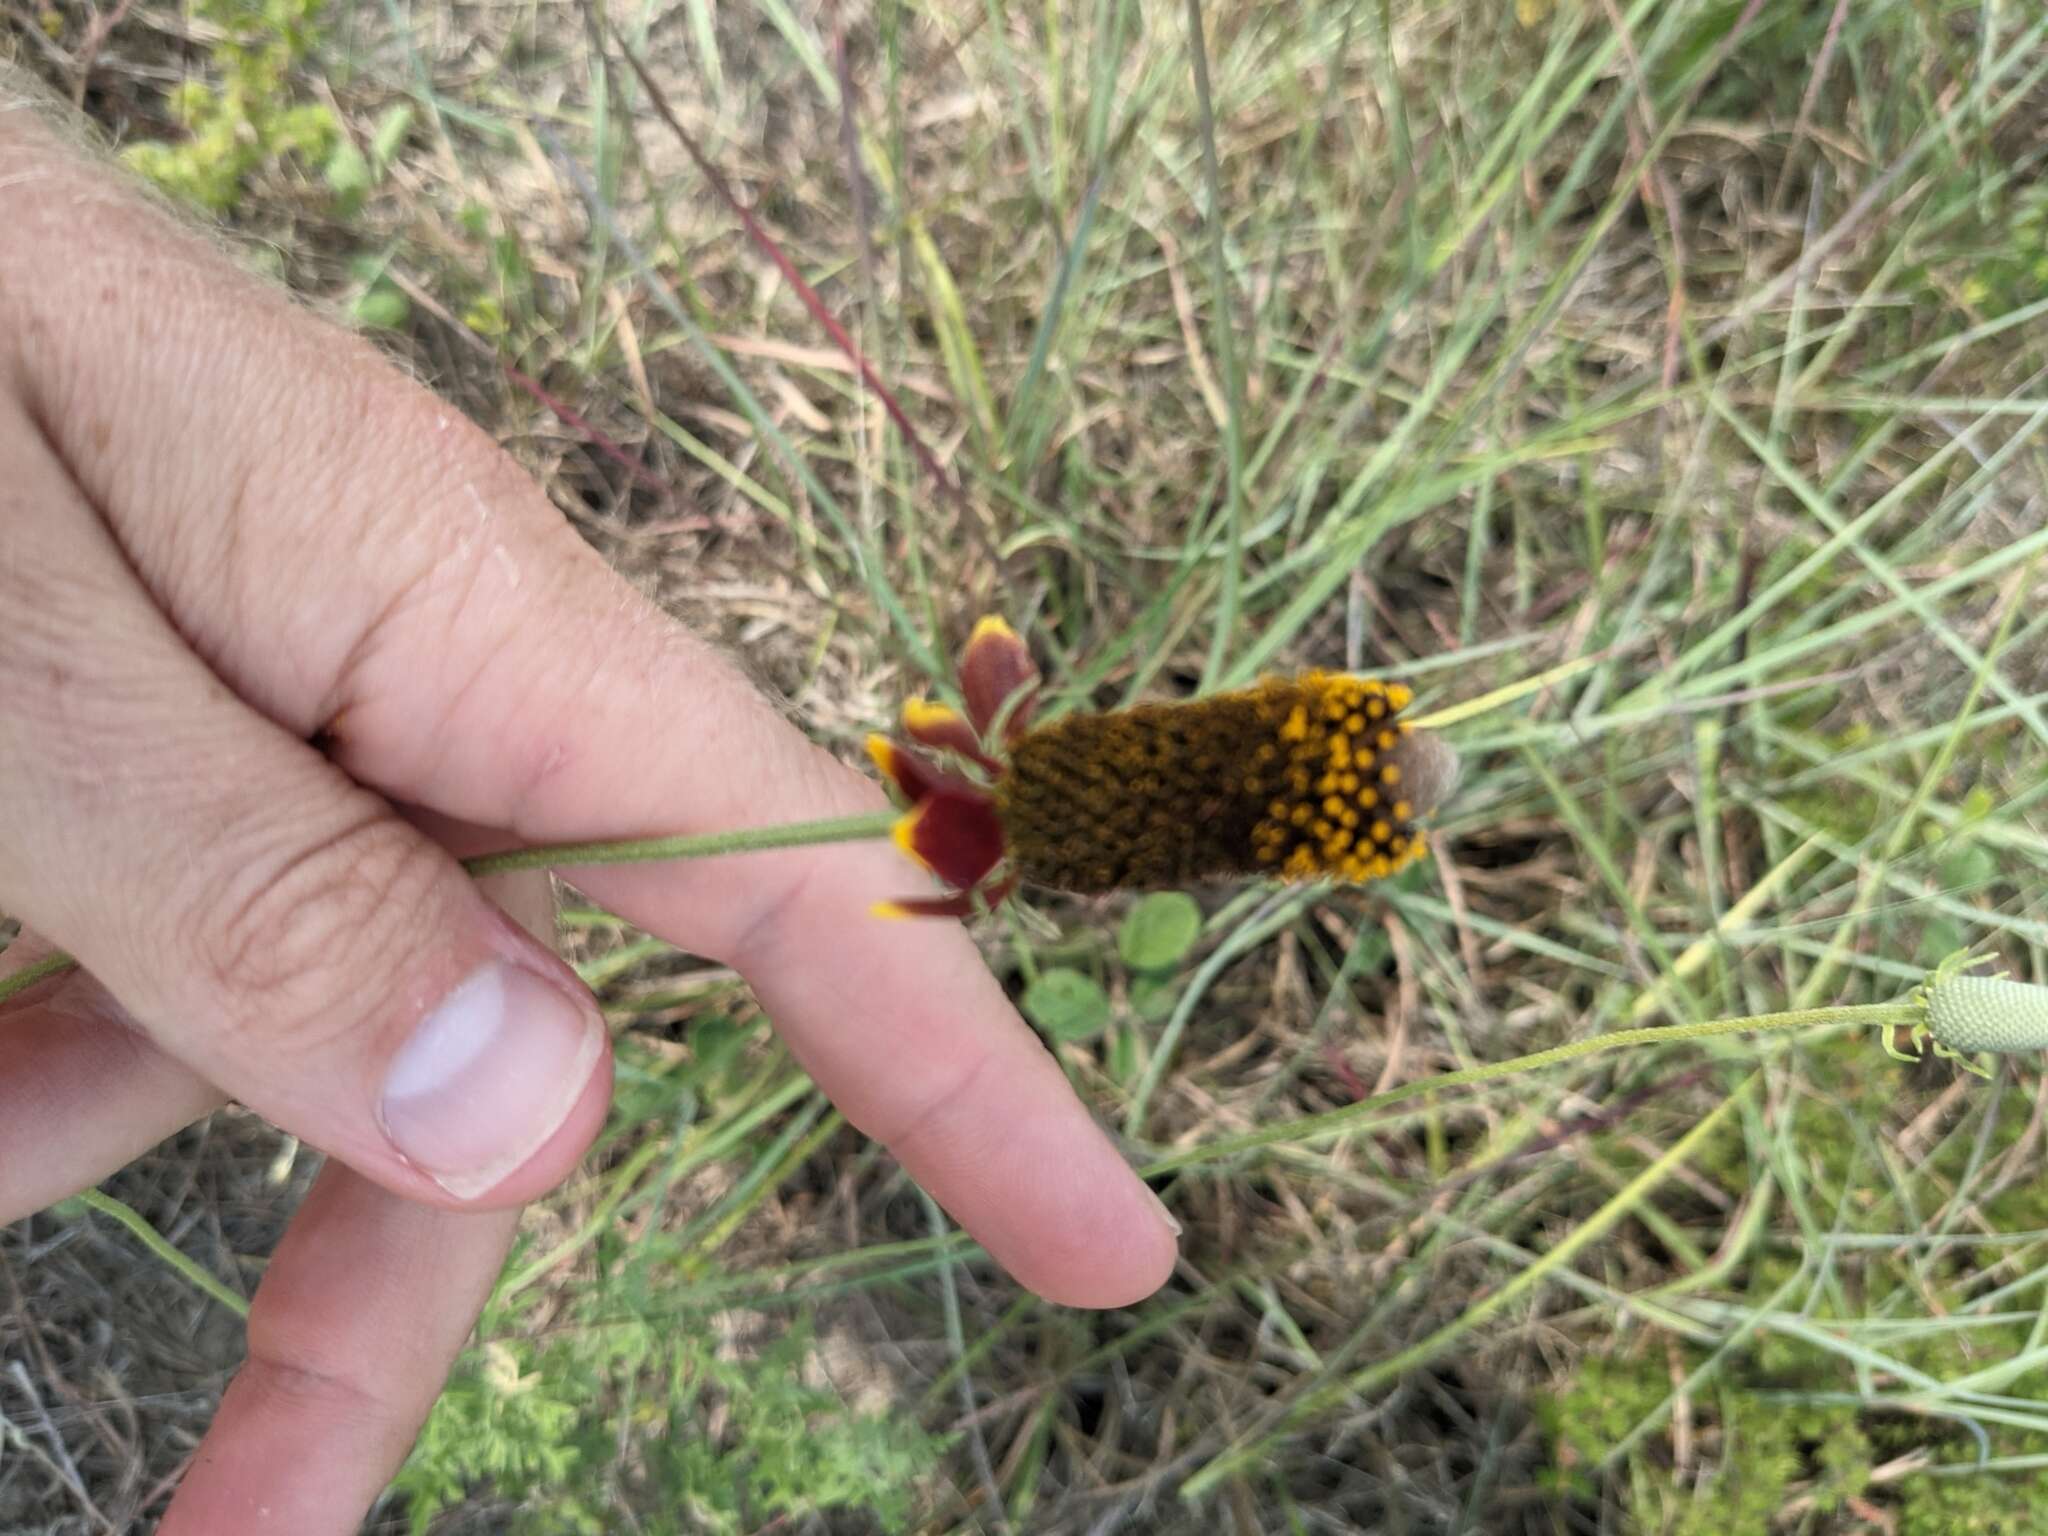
{"left": 381, "top": 645, "right": 1180, "bottom": 1308}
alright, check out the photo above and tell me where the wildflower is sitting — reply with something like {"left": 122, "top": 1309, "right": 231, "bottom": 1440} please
{"left": 868, "top": 617, "right": 1460, "bottom": 917}
{"left": 1888, "top": 950, "right": 2048, "bottom": 1074}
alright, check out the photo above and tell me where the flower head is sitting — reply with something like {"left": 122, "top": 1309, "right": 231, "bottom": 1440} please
{"left": 869, "top": 618, "right": 1459, "bottom": 917}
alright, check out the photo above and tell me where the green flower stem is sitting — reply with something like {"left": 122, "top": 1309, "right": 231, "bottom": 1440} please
{"left": 0, "top": 810, "right": 903, "bottom": 1005}
{"left": 0, "top": 950, "right": 73, "bottom": 1006}
{"left": 65, "top": 1189, "right": 251, "bottom": 1320}
{"left": 1139, "top": 1001, "right": 1922, "bottom": 1179}
{"left": 461, "top": 810, "right": 900, "bottom": 878}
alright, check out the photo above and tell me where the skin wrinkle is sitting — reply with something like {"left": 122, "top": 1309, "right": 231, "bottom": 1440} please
{"left": 132, "top": 357, "right": 408, "bottom": 733}
{"left": 857, "top": 1032, "right": 1007, "bottom": 1163}
{"left": 697, "top": 742, "right": 883, "bottom": 959}
{"left": 231, "top": 1201, "right": 488, "bottom": 1434}
{"left": 230, "top": 1350, "right": 402, "bottom": 1438}
{"left": 326, "top": 507, "right": 589, "bottom": 820}
{"left": 310, "top": 513, "right": 471, "bottom": 750}
{"left": 726, "top": 844, "right": 1027, "bottom": 1125}
{"left": 474, "top": 652, "right": 603, "bottom": 844}
{"left": 721, "top": 831, "right": 832, "bottom": 976}
{"left": 0, "top": 427, "right": 214, "bottom": 893}
{"left": 329, "top": 374, "right": 583, "bottom": 750}
{"left": 182, "top": 798, "right": 413, "bottom": 1015}
{"left": 178, "top": 798, "right": 442, "bottom": 1062}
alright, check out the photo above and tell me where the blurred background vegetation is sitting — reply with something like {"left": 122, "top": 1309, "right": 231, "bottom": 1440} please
{"left": 5, "top": 0, "right": 2048, "bottom": 1530}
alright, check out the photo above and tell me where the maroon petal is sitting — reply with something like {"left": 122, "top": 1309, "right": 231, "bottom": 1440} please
{"left": 958, "top": 616, "right": 1040, "bottom": 742}
{"left": 871, "top": 891, "right": 979, "bottom": 920}
{"left": 901, "top": 697, "right": 1000, "bottom": 771}
{"left": 867, "top": 734, "right": 979, "bottom": 803}
{"left": 891, "top": 790, "right": 1006, "bottom": 892}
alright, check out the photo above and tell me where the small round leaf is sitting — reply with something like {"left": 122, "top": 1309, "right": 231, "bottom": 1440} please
{"left": 1022, "top": 968, "right": 1111, "bottom": 1041}
{"left": 1128, "top": 973, "right": 1181, "bottom": 1024}
{"left": 1118, "top": 892, "right": 1203, "bottom": 972}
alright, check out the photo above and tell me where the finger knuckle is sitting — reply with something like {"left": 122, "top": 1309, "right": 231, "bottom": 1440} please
{"left": 184, "top": 803, "right": 443, "bottom": 1048}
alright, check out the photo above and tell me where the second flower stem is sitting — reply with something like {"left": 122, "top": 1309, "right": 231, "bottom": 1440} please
{"left": 1140, "top": 1001, "right": 1924, "bottom": 1177}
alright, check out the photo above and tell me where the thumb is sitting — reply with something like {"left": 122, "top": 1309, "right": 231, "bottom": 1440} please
{"left": 0, "top": 425, "right": 611, "bottom": 1207}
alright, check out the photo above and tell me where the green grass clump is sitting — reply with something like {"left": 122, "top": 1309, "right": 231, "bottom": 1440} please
{"left": 1898, "top": 1469, "right": 2048, "bottom": 1536}
{"left": 121, "top": 0, "right": 338, "bottom": 211}
{"left": 388, "top": 1011, "right": 949, "bottom": 1534}
{"left": 1544, "top": 1354, "right": 1872, "bottom": 1534}
{"left": 394, "top": 1307, "right": 945, "bottom": 1536}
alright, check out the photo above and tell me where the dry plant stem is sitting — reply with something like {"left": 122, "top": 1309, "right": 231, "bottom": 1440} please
{"left": 0, "top": 810, "right": 901, "bottom": 1003}
{"left": 1139, "top": 1002, "right": 1922, "bottom": 1178}
{"left": 604, "top": 25, "right": 970, "bottom": 522}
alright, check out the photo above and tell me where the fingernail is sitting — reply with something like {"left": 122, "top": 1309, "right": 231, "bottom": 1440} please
{"left": 1148, "top": 1185, "right": 1182, "bottom": 1238}
{"left": 379, "top": 959, "right": 604, "bottom": 1198}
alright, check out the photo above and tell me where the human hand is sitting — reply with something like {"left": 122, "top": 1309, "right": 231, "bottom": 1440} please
{"left": 0, "top": 92, "right": 1177, "bottom": 1533}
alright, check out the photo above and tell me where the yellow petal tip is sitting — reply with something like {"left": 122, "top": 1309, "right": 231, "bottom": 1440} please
{"left": 890, "top": 807, "right": 932, "bottom": 870}
{"left": 970, "top": 614, "right": 1021, "bottom": 646}
{"left": 902, "top": 696, "right": 965, "bottom": 733}
{"left": 870, "top": 900, "right": 913, "bottom": 920}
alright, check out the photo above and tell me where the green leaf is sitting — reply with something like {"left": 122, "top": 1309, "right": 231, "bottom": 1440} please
{"left": 1118, "top": 892, "right": 1203, "bottom": 972}
{"left": 1022, "top": 968, "right": 1110, "bottom": 1041}
{"left": 323, "top": 137, "right": 370, "bottom": 211}
{"left": 1916, "top": 917, "right": 1966, "bottom": 969}
{"left": 370, "top": 103, "right": 415, "bottom": 172}
{"left": 349, "top": 282, "right": 410, "bottom": 330}
{"left": 1938, "top": 841, "right": 1998, "bottom": 892}
{"left": 689, "top": 1017, "right": 750, "bottom": 1080}
{"left": 1128, "top": 972, "right": 1181, "bottom": 1024}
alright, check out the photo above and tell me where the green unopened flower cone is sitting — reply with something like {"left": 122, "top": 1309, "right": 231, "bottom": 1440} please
{"left": 868, "top": 617, "right": 1461, "bottom": 917}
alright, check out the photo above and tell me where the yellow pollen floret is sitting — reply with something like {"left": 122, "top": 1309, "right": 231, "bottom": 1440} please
{"left": 1222, "top": 671, "right": 1444, "bottom": 888}
{"left": 995, "top": 668, "right": 1447, "bottom": 896}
